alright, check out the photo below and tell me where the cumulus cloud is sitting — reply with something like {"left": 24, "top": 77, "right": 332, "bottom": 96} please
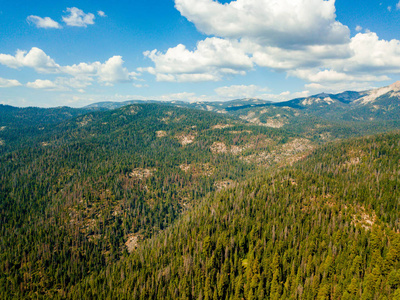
{"left": 135, "top": 0, "right": 400, "bottom": 91}
{"left": 26, "top": 79, "right": 59, "bottom": 90}
{"left": 98, "top": 11, "right": 107, "bottom": 17}
{"left": 174, "top": 0, "right": 350, "bottom": 47}
{"left": 397, "top": 1, "right": 400, "bottom": 10}
{"left": 97, "top": 56, "right": 138, "bottom": 83}
{"left": 143, "top": 37, "right": 253, "bottom": 82}
{"left": 27, "top": 77, "right": 93, "bottom": 91}
{"left": 0, "top": 78, "right": 22, "bottom": 88}
{"left": 62, "top": 7, "right": 95, "bottom": 27}
{"left": 0, "top": 47, "right": 139, "bottom": 91}
{"left": 0, "top": 47, "right": 60, "bottom": 73}
{"left": 27, "top": 16, "right": 62, "bottom": 29}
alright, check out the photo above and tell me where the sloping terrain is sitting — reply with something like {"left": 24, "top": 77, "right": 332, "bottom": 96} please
{"left": 0, "top": 103, "right": 313, "bottom": 298}
{"left": 71, "top": 131, "right": 400, "bottom": 299}
{"left": 1, "top": 100, "right": 399, "bottom": 299}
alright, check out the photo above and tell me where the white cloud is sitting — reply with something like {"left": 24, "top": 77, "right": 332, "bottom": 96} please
{"left": 342, "top": 32, "right": 400, "bottom": 73}
{"left": 1, "top": 48, "right": 138, "bottom": 82}
{"left": 175, "top": 0, "right": 350, "bottom": 47}
{"left": 397, "top": 1, "right": 400, "bottom": 10}
{"left": 27, "top": 79, "right": 58, "bottom": 90}
{"left": 27, "top": 16, "right": 62, "bottom": 29}
{"left": 388, "top": 6, "right": 392, "bottom": 12}
{"left": 143, "top": 37, "right": 253, "bottom": 82}
{"left": 215, "top": 84, "right": 269, "bottom": 98}
{"left": 0, "top": 78, "right": 22, "bottom": 88}
{"left": 0, "top": 47, "right": 60, "bottom": 73}
{"left": 98, "top": 11, "right": 107, "bottom": 17}
{"left": 62, "top": 7, "right": 95, "bottom": 27}
{"left": 97, "top": 56, "right": 138, "bottom": 83}
{"left": 0, "top": 47, "right": 139, "bottom": 91}
{"left": 27, "top": 77, "right": 93, "bottom": 91}
{"left": 139, "top": 0, "right": 397, "bottom": 92}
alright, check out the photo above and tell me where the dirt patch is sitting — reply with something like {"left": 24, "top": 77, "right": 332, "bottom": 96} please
{"left": 125, "top": 234, "right": 140, "bottom": 253}
{"left": 351, "top": 206, "right": 377, "bottom": 230}
{"left": 160, "top": 117, "right": 170, "bottom": 124}
{"left": 241, "top": 138, "right": 313, "bottom": 166}
{"left": 0, "top": 126, "right": 6, "bottom": 131}
{"left": 179, "top": 163, "right": 214, "bottom": 176}
{"left": 212, "top": 124, "right": 233, "bottom": 130}
{"left": 129, "top": 168, "right": 156, "bottom": 180}
{"left": 214, "top": 180, "right": 235, "bottom": 191}
{"left": 229, "top": 130, "right": 252, "bottom": 134}
{"left": 230, "top": 145, "right": 243, "bottom": 155}
{"left": 342, "top": 157, "right": 361, "bottom": 168}
{"left": 319, "top": 132, "right": 332, "bottom": 141}
{"left": 263, "top": 118, "right": 285, "bottom": 128}
{"left": 211, "top": 142, "right": 228, "bottom": 154}
{"left": 124, "top": 106, "right": 138, "bottom": 115}
{"left": 156, "top": 130, "right": 167, "bottom": 138}
{"left": 0, "top": 139, "right": 4, "bottom": 146}
{"left": 87, "top": 234, "right": 101, "bottom": 243}
{"left": 78, "top": 115, "right": 93, "bottom": 127}
{"left": 41, "top": 142, "right": 50, "bottom": 147}
{"left": 176, "top": 133, "right": 196, "bottom": 146}
{"left": 240, "top": 112, "right": 286, "bottom": 128}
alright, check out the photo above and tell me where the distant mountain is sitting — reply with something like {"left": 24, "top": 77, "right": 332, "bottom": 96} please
{"left": 83, "top": 82, "right": 400, "bottom": 124}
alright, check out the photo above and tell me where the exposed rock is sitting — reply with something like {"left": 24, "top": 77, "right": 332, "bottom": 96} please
{"left": 176, "top": 133, "right": 196, "bottom": 146}
{"left": 156, "top": 130, "right": 167, "bottom": 138}
{"left": 125, "top": 234, "right": 140, "bottom": 253}
{"left": 179, "top": 163, "right": 214, "bottom": 176}
{"left": 214, "top": 180, "right": 235, "bottom": 191}
{"left": 129, "top": 168, "right": 156, "bottom": 180}
{"left": 210, "top": 142, "right": 228, "bottom": 154}
{"left": 212, "top": 124, "right": 233, "bottom": 129}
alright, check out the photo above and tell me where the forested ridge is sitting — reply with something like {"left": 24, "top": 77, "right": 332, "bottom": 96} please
{"left": 71, "top": 131, "right": 400, "bottom": 299}
{"left": 0, "top": 104, "right": 294, "bottom": 298}
{"left": 0, "top": 103, "right": 399, "bottom": 299}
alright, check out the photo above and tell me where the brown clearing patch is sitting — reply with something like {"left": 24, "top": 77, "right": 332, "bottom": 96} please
{"left": 229, "top": 130, "right": 252, "bottom": 134}
{"left": 211, "top": 142, "right": 228, "bottom": 154}
{"left": 125, "top": 234, "right": 140, "bottom": 253}
{"left": 212, "top": 124, "right": 233, "bottom": 129}
{"left": 179, "top": 163, "right": 214, "bottom": 176}
{"left": 351, "top": 206, "right": 377, "bottom": 231}
{"left": 176, "top": 133, "right": 196, "bottom": 146}
{"left": 156, "top": 130, "right": 167, "bottom": 138}
{"left": 129, "top": 168, "right": 156, "bottom": 180}
{"left": 214, "top": 180, "right": 235, "bottom": 191}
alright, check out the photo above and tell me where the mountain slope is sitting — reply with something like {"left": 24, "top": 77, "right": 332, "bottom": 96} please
{"left": 72, "top": 131, "right": 400, "bottom": 299}
{"left": 0, "top": 103, "right": 308, "bottom": 298}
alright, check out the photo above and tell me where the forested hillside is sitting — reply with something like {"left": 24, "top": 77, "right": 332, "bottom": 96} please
{"left": 0, "top": 103, "right": 399, "bottom": 299}
{"left": 0, "top": 103, "right": 303, "bottom": 298}
{"left": 69, "top": 131, "right": 400, "bottom": 299}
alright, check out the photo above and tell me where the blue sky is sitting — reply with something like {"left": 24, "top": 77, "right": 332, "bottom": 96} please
{"left": 1, "top": 0, "right": 400, "bottom": 107}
